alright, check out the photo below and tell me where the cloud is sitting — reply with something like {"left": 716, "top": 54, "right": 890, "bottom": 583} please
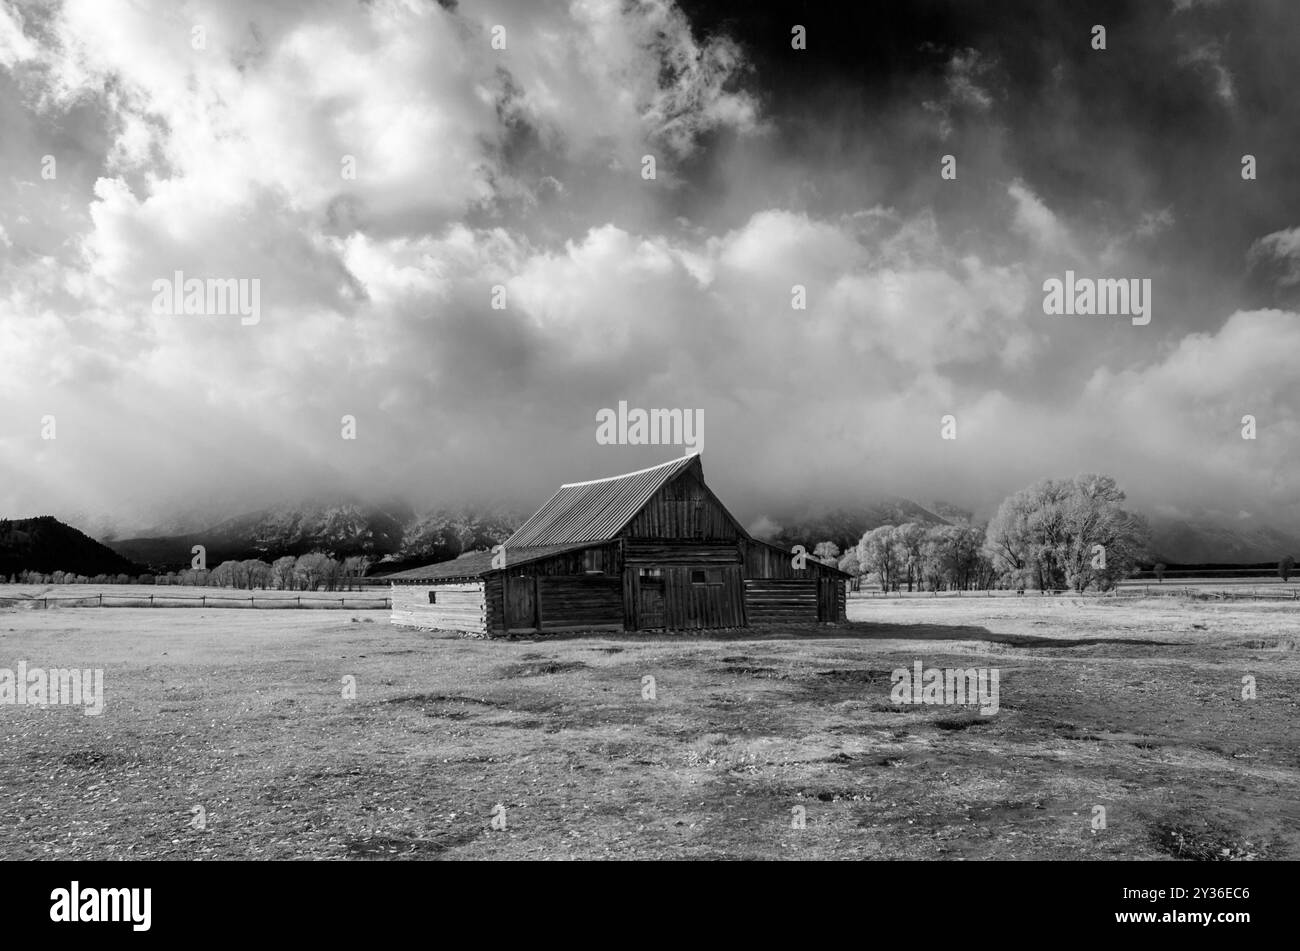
{"left": 1007, "top": 180, "right": 1073, "bottom": 255}
{"left": 1171, "top": 0, "right": 1226, "bottom": 12}
{"left": 2, "top": 0, "right": 1298, "bottom": 541}
{"left": 1248, "top": 226, "right": 1300, "bottom": 286}
{"left": 1179, "top": 41, "right": 1237, "bottom": 107}
{"left": 4, "top": 0, "right": 760, "bottom": 230}
{"left": 1135, "top": 208, "right": 1175, "bottom": 239}
{"left": 1081, "top": 309, "right": 1300, "bottom": 510}
{"left": 922, "top": 47, "right": 996, "bottom": 140}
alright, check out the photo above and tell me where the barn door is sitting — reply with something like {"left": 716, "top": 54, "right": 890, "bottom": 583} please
{"left": 505, "top": 576, "right": 538, "bottom": 630}
{"left": 817, "top": 577, "right": 837, "bottom": 621}
{"left": 635, "top": 568, "right": 666, "bottom": 630}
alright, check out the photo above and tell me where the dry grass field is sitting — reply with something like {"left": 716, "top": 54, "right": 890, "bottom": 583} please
{"left": 0, "top": 592, "right": 1296, "bottom": 860}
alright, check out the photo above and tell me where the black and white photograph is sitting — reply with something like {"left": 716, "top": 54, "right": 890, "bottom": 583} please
{"left": 0, "top": 0, "right": 1293, "bottom": 930}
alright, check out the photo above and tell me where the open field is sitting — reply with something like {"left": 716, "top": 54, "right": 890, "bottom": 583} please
{"left": 0, "top": 595, "right": 1296, "bottom": 859}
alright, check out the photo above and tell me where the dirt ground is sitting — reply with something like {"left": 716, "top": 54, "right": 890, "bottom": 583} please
{"left": 0, "top": 593, "right": 1295, "bottom": 859}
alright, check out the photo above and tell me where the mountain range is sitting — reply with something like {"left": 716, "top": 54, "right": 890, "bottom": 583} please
{"left": 4, "top": 495, "right": 1297, "bottom": 579}
{"left": 106, "top": 501, "right": 524, "bottom": 573}
{"left": 0, "top": 517, "right": 141, "bottom": 578}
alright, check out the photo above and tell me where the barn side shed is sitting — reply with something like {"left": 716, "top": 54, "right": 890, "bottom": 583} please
{"left": 387, "top": 454, "right": 848, "bottom": 635}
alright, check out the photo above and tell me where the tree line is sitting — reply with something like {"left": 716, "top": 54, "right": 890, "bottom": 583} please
{"left": 814, "top": 474, "right": 1152, "bottom": 594}
{"left": 8, "top": 552, "right": 374, "bottom": 591}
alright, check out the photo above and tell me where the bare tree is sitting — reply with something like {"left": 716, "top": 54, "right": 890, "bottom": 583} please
{"left": 837, "top": 549, "right": 861, "bottom": 591}
{"left": 812, "top": 541, "right": 840, "bottom": 567}
{"left": 244, "top": 560, "right": 274, "bottom": 589}
{"left": 341, "top": 555, "right": 373, "bottom": 591}
{"left": 858, "top": 526, "right": 900, "bottom": 593}
{"left": 271, "top": 556, "right": 296, "bottom": 590}
{"left": 985, "top": 475, "right": 1147, "bottom": 592}
{"left": 892, "top": 523, "right": 927, "bottom": 592}
{"left": 295, "top": 552, "right": 332, "bottom": 591}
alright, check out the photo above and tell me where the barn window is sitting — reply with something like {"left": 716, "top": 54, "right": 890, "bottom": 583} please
{"left": 428, "top": 591, "right": 437, "bottom": 604}
{"left": 691, "top": 569, "right": 722, "bottom": 585}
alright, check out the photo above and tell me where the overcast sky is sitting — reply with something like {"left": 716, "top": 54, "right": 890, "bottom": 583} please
{"left": 1, "top": 0, "right": 1297, "bottom": 536}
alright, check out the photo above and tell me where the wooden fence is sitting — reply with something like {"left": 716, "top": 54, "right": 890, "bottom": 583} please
{"left": 849, "top": 586, "right": 1300, "bottom": 602}
{"left": 0, "top": 594, "right": 391, "bottom": 609}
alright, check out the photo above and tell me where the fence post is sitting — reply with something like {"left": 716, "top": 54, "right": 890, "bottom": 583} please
{"left": 201, "top": 596, "right": 205, "bottom": 606}
{"left": 297, "top": 596, "right": 301, "bottom": 607}
{"left": 99, "top": 594, "right": 103, "bottom": 607}
{"left": 150, "top": 595, "right": 154, "bottom": 606}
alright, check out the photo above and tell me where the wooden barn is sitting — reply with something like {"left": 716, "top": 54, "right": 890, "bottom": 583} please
{"left": 387, "top": 454, "right": 848, "bottom": 635}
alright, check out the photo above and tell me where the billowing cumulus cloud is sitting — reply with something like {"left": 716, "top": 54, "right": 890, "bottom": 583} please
{"left": 0, "top": 0, "right": 1297, "bottom": 541}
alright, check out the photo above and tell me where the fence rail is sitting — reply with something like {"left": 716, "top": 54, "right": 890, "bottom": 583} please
{"left": 0, "top": 593, "right": 391, "bottom": 609}
{"left": 848, "top": 586, "right": 1300, "bottom": 601}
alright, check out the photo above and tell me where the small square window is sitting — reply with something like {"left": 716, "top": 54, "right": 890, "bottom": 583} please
{"left": 428, "top": 591, "right": 437, "bottom": 604}
{"left": 691, "top": 570, "right": 707, "bottom": 584}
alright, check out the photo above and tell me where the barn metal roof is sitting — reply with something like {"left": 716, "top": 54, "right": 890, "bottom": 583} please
{"left": 504, "top": 454, "right": 702, "bottom": 548}
{"left": 380, "top": 542, "right": 595, "bottom": 582}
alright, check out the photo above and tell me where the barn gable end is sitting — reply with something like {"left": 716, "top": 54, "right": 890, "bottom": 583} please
{"left": 620, "top": 466, "right": 744, "bottom": 541}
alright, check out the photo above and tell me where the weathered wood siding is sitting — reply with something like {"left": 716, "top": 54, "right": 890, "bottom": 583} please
{"left": 390, "top": 581, "right": 486, "bottom": 633}
{"left": 743, "top": 578, "right": 819, "bottom": 624}
{"left": 624, "top": 564, "right": 745, "bottom": 630}
{"left": 538, "top": 576, "right": 623, "bottom": 631}
{"left": 624, "top": 541, "right": 740, "bottom": 566}
{"left": 622, "top": 470, "right": 741, "bottom": 540}
{"left": 819, "top": 576, "right": 847, "bottom": 621}
{"left": 505, "top": 542, "right": 621, "bottom": 576}
{"left": 504, "top": 575, "right": 538, "bottom": 631}
{"left": 743, "top": 539, "right": 845, "bottom": 580}
{"left": 485, "top": 575, "right": 506, "bottom": 635}
{"left": 497, "top": 573, "right": 623, "bottom": 632}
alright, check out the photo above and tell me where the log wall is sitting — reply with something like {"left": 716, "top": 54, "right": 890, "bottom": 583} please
{"left": 390, "top": 581, "right": 486, "bottom": 633}
{"left": 485, "top": 575, "right": 506, "bottom": 634}
{"left": 537, "top": 575, "right": 623, "bottom": 631}
{"left": 743, "top": 578, "right": 820, "bottom": 624}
